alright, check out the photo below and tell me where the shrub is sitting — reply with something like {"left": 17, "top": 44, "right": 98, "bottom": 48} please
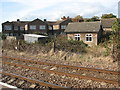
{"left": 105, "top": 19, "right": 120, "bottom": 62}
{"left": 54, "top": 35, "right": 87, "bottom": 53}
{"left": 0, "top": 33, "right": 7, "bottom": 40}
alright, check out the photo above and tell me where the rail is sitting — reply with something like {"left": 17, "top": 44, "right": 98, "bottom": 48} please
{"left": 2, "top": 61, "right": 119, "bottom": 84}
{"left": 1, "top": 56, "right": 119, "bottom": 75}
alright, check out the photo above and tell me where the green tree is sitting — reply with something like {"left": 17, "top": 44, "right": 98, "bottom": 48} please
{"left": 0, "top": 32, "right": 7, "bottom": 40}
{"left": 91, "top": 16, "right": 100, "bottom": 21}
{"left": 85, "top": 16, "right": 100, "bottom": 22}
{"left": 34, "top": 32, "right": 48, "bottom": 36}
{"left": 101, "top": 13, "right": 116, "bottom": 18}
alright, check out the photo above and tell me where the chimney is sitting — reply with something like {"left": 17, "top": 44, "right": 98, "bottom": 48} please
{"left": 44, "top": 19, "right": 47, "bottom": 22}
{"left": 17, "top": 19, "right": 20, "bottom": 22}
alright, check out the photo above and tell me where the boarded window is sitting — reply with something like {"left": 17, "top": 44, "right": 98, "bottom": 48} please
{"left": 49, "top": 26, "right": 52, "bottom": 30}
{"left": 53, "top": 25, "right": 59, "bottom": 30}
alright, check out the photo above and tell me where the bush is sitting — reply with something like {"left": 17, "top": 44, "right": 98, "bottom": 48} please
{"left": 105, "top": 19, "right": 120, "bottom": 62}
{"left": 0, "top": 33, "right": 7, "bottom": 40}
{"left": 3, "top": 35, "right": 88, "bottom": 54}
{"left": 54, "top": 35, "right": 87, "bottom": 53}
{"left": 34, "top": 32, "right": 48, "bottom": 36}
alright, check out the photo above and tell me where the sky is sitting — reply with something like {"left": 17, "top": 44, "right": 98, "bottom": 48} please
{"left": 0, "top": 0, "right": 120, "bottom": 31}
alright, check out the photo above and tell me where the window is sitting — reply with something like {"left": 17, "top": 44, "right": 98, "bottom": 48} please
{"left": 40, "top": 25, "right": 46, "bottom": 29}
{"left": 20, "top": 33, "right": 23, "bottom": 36}
{"left": 4, "top": 25, "right": 12, "bottom": 30}
{"left": 14, "top": 26, "right": 18, "bottom": 30}
{"left": 74, "top": 34, "right": 80, "bottom": 41}
{"left": 5, "top": 33, "right": 9, "bottom": 36}
{"left": 49, "top": 26, "right": 52, "bottom": 30}
{"left": 61, "top": 25, "right": 67, "bottom": 29}
{"left": 10, "top": 33, "right": 13, "bottom": 36}
{"left": 86, "top": 34, "right": 92, "bottom": 42}
{"left": 20, "top": 26, "right": 25, "bottom": 30}
{"left": 30, "top": 25, "right": 36, "bottom": 30}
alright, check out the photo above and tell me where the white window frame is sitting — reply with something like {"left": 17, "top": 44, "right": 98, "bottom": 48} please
{"left": 14, "top": 26, "right": 18, "bottom": 30}
{"left": 85, "top": 34, "right": 93, "bottom": 42}
{"left": 61, "top": 25, "right": 67, "bottom": 29}
{"left": 30, "top": 25, "right": 36, "bottom": 30}
{"left": 74, "top": 34, "right": 80, "bottom": 41}
{"left": 40, "top": 25, "right": 46, "bottom": 29}
{"left": 4, "top": 25, "right": 12, "bottom": 30}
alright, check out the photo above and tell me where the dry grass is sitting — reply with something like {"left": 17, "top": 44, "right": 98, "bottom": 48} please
{"left": 3, "top": 45, "right": 118, "bottom": 71}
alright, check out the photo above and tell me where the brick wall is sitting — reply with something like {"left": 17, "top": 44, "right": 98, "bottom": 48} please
{"left": 67, "top": 33, "right": 98, "bottom": 46}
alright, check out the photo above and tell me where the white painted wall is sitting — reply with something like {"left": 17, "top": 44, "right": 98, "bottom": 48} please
{"left": 24, "top": 35, "right": 38, "bottom": 43}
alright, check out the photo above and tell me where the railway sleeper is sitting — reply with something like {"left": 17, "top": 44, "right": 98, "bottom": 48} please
{"left": 18, "top": 81, "right": 25, "bottom": 85}
{"left": 7, "top": 78, "right": 16, "bottom": 84}
{"left": 29, "top": 84, "right": 36, "bottom": 88}
{"left": 1, "top": 76, "right": 8, "bottom": 81}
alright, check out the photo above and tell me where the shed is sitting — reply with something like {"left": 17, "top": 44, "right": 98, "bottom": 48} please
{"left": 24, "top": 34, "right": 47, "bottom": 43}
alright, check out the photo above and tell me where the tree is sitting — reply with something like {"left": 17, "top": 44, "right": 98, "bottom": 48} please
{"left": 101, "top": 13, "right": 116, "bottom": 18}
{"left": 85, "top": 16, "right": 100, "bottom": 22}
{"left": 0, "top": 32, "right": 6, "bottom": 40}
{"left": 61, "top": 16, "right": 67, "bottom": 20}
{"left": 91, "top": 16, "right": 100, "bottom": 21}
{"left": 105, "top": 19, "right": 120, "bottom": 62}
{"left": 72, "top": 15, "right": 84, "bottom": 22}
{"left": 66, "top": 16, "right": 70, "bottom": 19}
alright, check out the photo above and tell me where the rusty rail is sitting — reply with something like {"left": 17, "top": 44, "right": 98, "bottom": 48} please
{"left": 1, "top": 71, "right": 67, "bottom": 89}
{"left": 2, "top": 61, "right": 119, "bottom": 84}
{"left": 1, "top": 56, "right": 119, "bottom": 75}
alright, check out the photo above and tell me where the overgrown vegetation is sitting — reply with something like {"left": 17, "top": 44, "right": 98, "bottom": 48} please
{"left": 34, "top": 32, "right": 48, "bottom": 36}
{"left": 0, "top": 32, "right": 7, "bottom": 40}
{"left": 54, "top": 35, "right": 88, "bottom": 53}
{"left": 101, "top": 13, "right": 116, "bottom": 18}
{"left": 3, "top": 35, "right": 88, "bottom": 54}
{"left": 84, "top": 16, "right": 100, "bottom": 22}
{"left": 104, "top": 19, "right": 120, "bottom": 62}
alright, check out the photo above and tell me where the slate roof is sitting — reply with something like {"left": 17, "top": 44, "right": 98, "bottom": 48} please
{"left": 46, "top": 21, "right": 57, "bottom": 25}
{"left": 101, "top": 18, "right": 116, "bottom": 28}
{"left": 65, "top": 21, "right": 101, "bottom": 33}
{"left": 46, "top": 19, "right": 72, "bottom": 25}
{"left": 46, "top": 20, "right": 64, "bottom": 25}
{"left": 3, "top": 20, "right": 30, "bottom": 25}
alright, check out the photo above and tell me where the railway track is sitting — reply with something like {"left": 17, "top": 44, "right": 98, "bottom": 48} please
{"left": 1, "top": 56, "right": 119, "bottom": 75}
{"left": 1, "top": 71, "right": 67, "bottom": 89}
{"left": 1, "top": 56, "right": 119, "bottom": 80}
{"left": 1, "top": 56, "right": 119, "bottom": 88}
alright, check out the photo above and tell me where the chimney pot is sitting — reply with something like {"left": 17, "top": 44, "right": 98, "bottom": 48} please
{"left": 17, "top": 19, "right": 20, "bottom": 22}
{"left": 44, "top": 19, "right": 47, "bottom": 21}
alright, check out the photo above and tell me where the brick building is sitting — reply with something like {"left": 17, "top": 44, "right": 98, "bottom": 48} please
{"left": 2, "top": 18, "right": 72, "bottom": 38}
{"left": 65, "top": 22, "right": 103, "bottom": 46}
